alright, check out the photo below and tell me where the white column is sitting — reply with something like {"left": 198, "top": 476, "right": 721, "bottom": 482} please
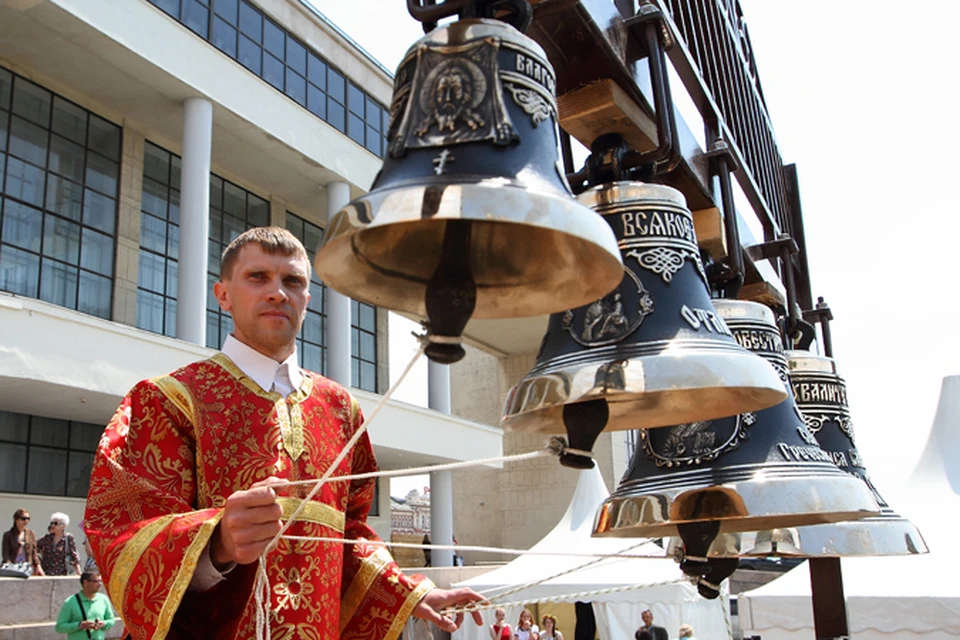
{"left": 177, "top": 97, "right": 213, "bottom": 346}
{"left": 429, "top": 360, "right": 455, "bottom": 567}
{"left": 326, "top": 181, "right": 352, "bottom": 385}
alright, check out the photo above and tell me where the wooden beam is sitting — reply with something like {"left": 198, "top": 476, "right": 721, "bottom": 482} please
{"left": 558, "top": 79, "right": 658, "bottom": 152}
{"left": 738, "top": 282, "right": 785, "bottom": 309}
{"left": 692, "top": 207, "right": 727, "bottom": 260}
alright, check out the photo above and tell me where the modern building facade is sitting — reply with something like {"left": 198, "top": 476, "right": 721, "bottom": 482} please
{"left": 0, "top": 0, "right": 503, "bottom": 544}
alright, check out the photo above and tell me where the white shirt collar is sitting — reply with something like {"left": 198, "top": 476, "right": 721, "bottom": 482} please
{"left": 221, "top": 334, "right": 303, "bottom": 395}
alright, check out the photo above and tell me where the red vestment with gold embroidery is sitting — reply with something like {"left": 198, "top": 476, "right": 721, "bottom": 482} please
{"left": 84, "top": 354, "right": 432, "bottom": 640}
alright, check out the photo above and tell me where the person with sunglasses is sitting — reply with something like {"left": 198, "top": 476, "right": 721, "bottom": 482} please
{"left": 37, "top": 512, "right": 81, "bottom": 576}
{"left": 1, "top": 508, "right": 42, "bottom": 576}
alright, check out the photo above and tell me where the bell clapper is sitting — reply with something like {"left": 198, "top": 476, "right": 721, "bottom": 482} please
{"left": 422, "top": 220, "right": 477, "bottom": 364}
{"left": 559, "top": 399, "right": 610, "bottom": 469}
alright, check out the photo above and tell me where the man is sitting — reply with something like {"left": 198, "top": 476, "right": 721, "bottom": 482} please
{"left": 85, "top": 227, "right": 482, "bottom": 639}
{"left": 637, "top": 610, "right": 668, "bottom": 640}
{"left": 55, "top": 571, "right": 116, "bottom": 639}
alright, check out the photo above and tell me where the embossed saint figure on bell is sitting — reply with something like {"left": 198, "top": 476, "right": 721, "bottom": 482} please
{"left": 502, "top": 182, "right": 787, "bottom": 467}
{"left": 315, "top": 18, "right": 623, "bottom": 364}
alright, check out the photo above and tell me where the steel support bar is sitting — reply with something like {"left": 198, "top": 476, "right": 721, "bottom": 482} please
{"left": 809, "top": 557, "right": 850, "bottom": 640}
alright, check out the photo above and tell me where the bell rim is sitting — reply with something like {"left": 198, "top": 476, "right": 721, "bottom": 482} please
{"left": 501, "top": 345, "right": 788, "bottom": 432}
{"left": 591, "top": 466, "right": 881, "bottom": 539}
{"left": 714, "top": 299, "right": 777, "bottom": 325}
{"left": 786, "top": 350, "right": 840, "bottom": 375}
{"left": 314, "top": 181, "right": 624, "bottom": 320}
{"left": 576, "top": 180, "right": 687, "bottom": 211}
{"left": 668, "top": 512, "right": 929, "bottom": 558}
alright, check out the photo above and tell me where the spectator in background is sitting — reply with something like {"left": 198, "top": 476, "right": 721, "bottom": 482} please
{"left": 37, "top": 512, "right": 81, "bottom": 576}
{"left": 634, "top": 630, "right": 652, "bottom": 640}
{"left": 514, "top": 609, "right": 540, "bottom": 640}
{"left": 638, "top": 610, "right": 668, "bottom": 640}
{"left": 1, "top": 508, "right": 42, "bottom": 576}
{"left": 540, "top": 614, "right": 563, "bottom": 640}
{"left": 489, "top": 607, "right": 512, "bottom": 640}
{"left": 55, "top": 570, "right": 116, "bottom": 639}
{"left": 678, "top": 623, "right": 697, "bottom": 639}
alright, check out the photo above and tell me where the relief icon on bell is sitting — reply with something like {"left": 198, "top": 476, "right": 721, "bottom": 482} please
{"left": 314, "top": 18, "right": 623, "bottom": 364}
{"left": 501, "top": 182, "right": 788, "bottom": 467}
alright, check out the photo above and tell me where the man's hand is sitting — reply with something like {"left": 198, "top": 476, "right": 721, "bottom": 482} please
{"left": 413, "top": 587, "right": 485, "bottom": 632}
{"left": 79, "top": 620, "right": 98, "bottom": 630}
{"left": 210, "top": 477, "right": 283, "bottom": 567}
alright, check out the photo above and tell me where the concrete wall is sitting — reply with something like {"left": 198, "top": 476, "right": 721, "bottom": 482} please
{"left": 0, "top": 577, "right": 124, "bottom": 639}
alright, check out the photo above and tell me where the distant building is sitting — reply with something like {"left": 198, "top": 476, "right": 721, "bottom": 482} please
{"left": 391, "top": 488, "right": 431, "bottom": 535}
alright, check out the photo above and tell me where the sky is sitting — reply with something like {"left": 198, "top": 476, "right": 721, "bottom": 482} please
{"left": 309, "top": 0, "right": 960, "bottom": 502}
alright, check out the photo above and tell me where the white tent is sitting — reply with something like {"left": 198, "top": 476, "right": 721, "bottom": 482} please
{"left": 453, "top": 466, "right": 728, "bottom": 640}
{"left": 737, "top": 375, "right": 960, "bottom": 639}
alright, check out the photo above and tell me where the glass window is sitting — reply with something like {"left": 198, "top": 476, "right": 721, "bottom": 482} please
{"left": 11, "top": 78, "right": 51, "bottom": 128}
{"left": 82, "top": 190, "right": 117, "bottom": 235}
{"left": 5, "top": 157, "right": 45, "bottom": 208}
{"left": 366, "top": 126, "right": 381, "bottom": 156}
{"left": 367, "top": 99, "right": 381, "bottom": 132}
{"left": 307, "top": 85, "right": 326, "bottom": 119}
{"left": 0, "top": 245, "right": 40, "bottom": 297}
{"left": 238, "top": 1, "right": 262, "bottom": 41}
{"left": 9, "top": 116, "right": 49, "bottom": 166}
{"left": 88, "top": 115, "right": 121, "bottom": 162}
{"left": 327, "top": 100, "right": 345, "bottom": 133}
{"left": 153, "top": 0, "right": 180, "bottom": 19}
{"left": 263, "top": 19, "right": 285, "bottom": 58}
{"left": 286, "top": 38, "right": 306, "bottom": 76}
{"left": 48, "top": 135, "right": 85, "bottom": 183}
{"left": 39, "top": 260, "right": 78, "bottom": 308}
{"left": 286, "top": 69, "right": 306, "bottom": 107}
{"left": 78, "top": 270, "right": 111, "bottom": 318}
{"left": 85, "top": 152, "right": 119, "bottom": 195}
{"left": 183, "top": 0, "right": 210, "bottom": 37}
{"left": 0, "top": 411, "right": 101, "bottom": 497}
{"left": 2, "top": 200, "right": 43, "bottom": 252}
{"left": 214, "top": 0, "right": 238, "bottom": 23}
{"left": 307, "top": 54, "right": 326, "bottom": 89}
{"left": 80, "top": 228, "right": 114, "bottom": 276}
{"left": 0, "top": 68, "right": 12, "bottom": 111}
{"left": 51, "top": 97, "right": 86, "bottom": 145}
{"left": 213, "top": 17, "right": 238, "bottom": 57}
{"left": 239, "top": 36, "right": 262, "bottom": 75}
{"left": 263, "top": 53, "right": 284, "bottom": 91}
{"left": 328, "top": 69, "right": 345, "bottom": 104}
{"left": 45, "top": 175, "right": 83, "bottom": 221}
{"left": 348, "top": 114, "right": 364, "bottom": 146}
{"left": 348, "top": 83, "right": 364, "bottom": 117}
{"left": 43, "top": 216, "right": 81, "bottom": 263}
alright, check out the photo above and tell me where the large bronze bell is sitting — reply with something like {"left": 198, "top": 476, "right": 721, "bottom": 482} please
{"left": 663, "top": 352, "right": 927, "bottom": 582}
{"left": 592, "top": 300, "right": 879, "bottom": 554}
{"left": 314, "top": 18, "right": 622, "bottom": 363}
{"left": 501, "top": 182, "right": 786, "bottom": 465}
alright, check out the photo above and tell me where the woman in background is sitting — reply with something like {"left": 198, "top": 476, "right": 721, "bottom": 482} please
{"left": 489, "top": 607, "right": 512, "bottom": 640}
{"left": 514, "top": 609, "right": 540, "bottom": 640}
{"left": 1, "top": 508, "right": 42, "bottom": 576}
{"left": 540, "top": 614, "right": 563, "bottom": 640}
{"left": 36, "top": 512, "right": 81, "bottom": 576}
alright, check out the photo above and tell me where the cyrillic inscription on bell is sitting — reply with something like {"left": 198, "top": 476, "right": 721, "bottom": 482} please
{"left": 314, "top": 18, "right": 623, "bottom": 364}
{"left": 592, "top": 301, "right": 879, "bottom": 559}
{"left": 502, "top": 182, "right": 788, "bottom": 461}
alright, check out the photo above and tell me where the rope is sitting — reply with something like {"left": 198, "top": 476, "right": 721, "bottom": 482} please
{"left": 440, "top": 578, "right": 691, "bottom": 615}
{"left": 269, "top": 447, "right": 555, "bottom": 489}
{"left": 254, "top": 342, "right": 426, "bottom": 640}
{"left": 278, "top": 536, "right": 665, "bottom": 562}
{"left": 721, "top": 591, "right": 734, "bottom": 640}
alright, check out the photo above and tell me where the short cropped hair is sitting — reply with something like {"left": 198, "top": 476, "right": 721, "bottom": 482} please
{"left": 679, "top": 624, "right": 694, "bottom": 637}
{"left": 80, "top": 570, "right": 100, "bottom": 585}
{"left": 219, "top": 226, "right": 311, "bottom": 281}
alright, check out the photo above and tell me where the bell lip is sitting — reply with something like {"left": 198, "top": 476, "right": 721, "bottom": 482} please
{"left": 576, "top": 180, "right": 687, "bottom": 211}
{"left": 667, "top": 513, "right": 929, "bottom": 558}
{"left": 591, "top": 465, "right": 881, "bottom": 539}
{"left": 314, "top": 181, "right": 623, "bottom": 320}
{"left": 786, "top": 350, "right": 839, "bottom": 375}
{"left": 713, "top": 299, "right": 777, "bottom": 325}
{"left": 501, "top": 345, "right": 788, "bottom": 432}
{"left": 398, "top": 17, "right": 552, "bottom": 71}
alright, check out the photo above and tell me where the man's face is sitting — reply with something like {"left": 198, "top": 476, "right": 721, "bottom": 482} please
{"left": 82, "top": 574, "right": 102, "bottom": 597}
{"left": 213, "top": 244, "right": 310, "bottom": 361}
{"left": 641, "top": 611, "right": 653, "bottom": 627}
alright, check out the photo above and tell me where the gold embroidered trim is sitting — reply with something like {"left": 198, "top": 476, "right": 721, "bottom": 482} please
{"left": 107, "top": 514, "right": 178, "bottom": 614}
{"left": 384, "top": 578, "right": 437, "bottom": 640}
{"left": 210, "top": 353, "right": 314, "bottom": 460}
{"left": 151, "top": 376, "right": 196, "bottom": 426}
{"left": 277, "top": 497, "right": 345, "bottom": 533}
{"left": 154, "top": 512, "right": 224, "bottom": 640}
{"left": 339, "top": 546, "right": 394, "bottom": 632}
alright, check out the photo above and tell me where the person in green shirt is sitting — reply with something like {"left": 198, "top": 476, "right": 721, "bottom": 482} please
{"left": 55, "top": 570, "right": 116, "bottom": 639}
